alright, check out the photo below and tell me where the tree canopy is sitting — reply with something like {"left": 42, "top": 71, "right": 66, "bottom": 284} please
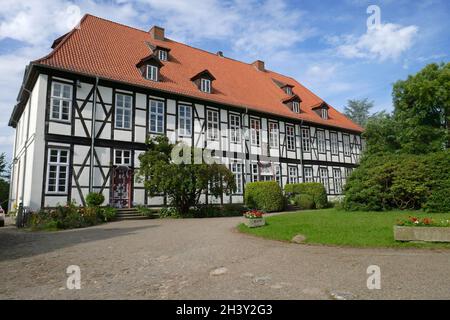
{"left": 344, "top": 98, "right": 374, "bottom": 127}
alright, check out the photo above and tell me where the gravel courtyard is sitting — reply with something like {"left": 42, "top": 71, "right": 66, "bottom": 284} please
{"left": 0, "top": 215, "right": 449, "bottom": 299}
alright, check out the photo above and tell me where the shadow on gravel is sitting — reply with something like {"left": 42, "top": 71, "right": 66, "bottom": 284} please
{"left": 0, "top": 224, "right": 159, "bottom": 262}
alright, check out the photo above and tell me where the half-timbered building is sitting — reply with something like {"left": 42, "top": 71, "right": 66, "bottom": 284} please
{"left": 8, "top": 14, "right": 363, "bottom": 210}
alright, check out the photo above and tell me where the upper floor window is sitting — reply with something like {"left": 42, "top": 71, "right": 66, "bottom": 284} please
{"left": 269, "top": 122, "right": 279, "bottom": 148}
{"left": 330, "top": 132, "right": 338, "bottom": 155}
{"left": 47, "top": 148, "right": 69, "bottom": 193}
{"left": 304, "top": 167, "right": 313, "bottom": 183}
{"left": 146, "top": 65, "right": 158, "bottom": 81}
{"left": 286, "top": 125, "right": 295, "bottom": 151}
{"left": 292, "top": 101, "right": 300, "bottom": 113}
{"left": 200, "top": 79, "right": 211, "bottom": 93}
{"left": 317, "top": 130, "right": 326, "bottom": 153}
{"left": 115, "top": 94, "right": 132, "bottom": 129}
{"left": 158, "top": 49, "right": 168, "bottom": 61}
{"left": 285, "top": 87, "right": 292, "bottom": 95}
{"left": 301, "top": 128, "right": 311, "bottom": 152}
{"left": 50, "top": 82, "right": 72, "bottom": 122}
{"left": 207, "top": 109, "right": 219, "bottom": 141}
{"left": 178, "top": 104, "right": 192, "bottom": 137}
{"left": 114, "top": 149, "right": 131, "bottom": 166}
{"left": 149, "top": 99, "right": 165, "bottom": 133}
{"left": 250, "top": 118, "right": 261, "bottom": 146}
{"left": 343, "top": 135, "right": 351, "bottom": 156}
{"left": 229, "top": 114, "right": 241, "bottom": 143}
{"left": 321, "top": 108, "right": 328, "bottom": 120}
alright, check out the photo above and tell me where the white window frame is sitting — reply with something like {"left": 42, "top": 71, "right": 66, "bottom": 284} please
{"left": 231, "top": 162, "right": 243, "bottom": 194}
{"left": 50, "top": 81, "right": 72, "bottom": 122}
{"left": 285, "top": 87, "right": 292, "bottom": 95}
{"left": 343, "top": 135, "right": 351, "bottom": 156}
{"left": 46, "top": 148, "right": 69, "bottom": 194}
{"left": 333, "top": 168, "right": 342, "bottom": 194}
{"left": 330, "top": 132, "right": 339, "bottom": 155}
{"left": 158, "top": 50, "right": 167, "bottom": 61}
{"left": 321, "top": 108, "right": 328, "bottom": 119}
{"left": 292, "top": 101, "right": 300, "bottom": 113}
{"left": 286, "top": 125, "right": 295, "bottom": 151}
{"left": 114, "top": 149, "right": 131, "bottom": 166}
{"left": 229, "top": 114, "right": 241, "bottom": 144}
{"left": 115, "top": 93, "right": 132, "bottom": 129}
{"left": 319, "top": 167, "right": 329, "bottom": 193}
{"left": 250, "top": 118, "right": 261, "bottom": 146}
{"left": 251, "top": 163, "right": 259, "bottom": 182}
{"left": 269, "top": 122, "right": 279, "bottom": 148}
{"left": 178, "top": 104, "right": 192, "bottom": 137}
{"left": 200, "top": 78, "right": 211, "bottom": 93}
{"left": 149, "top": 99, "right": 165, "bottom": 134}
{"left": 317, "top": 130, "right": 326, "bottom": 153}
{"left": 146, "top": 65, "right": 158, "bottom": 81}
{"left": 301, "top": 128, "right": 311, "bottom": 152}
{"left": 207, "top": 109, "right": 219, "bottom": 141}
{"left": 288, "top": 166, "right": 298, "bottom": 184}
{"left": 304, "top": 167, "right": 313, "bottom": 182}
{"left": 274, "top": 165, "right": 281, "bottom": 184}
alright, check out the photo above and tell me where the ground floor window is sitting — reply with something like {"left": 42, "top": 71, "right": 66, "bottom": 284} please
{"left": 304, "top": 167, "right": 313, "bottom": 182}
{"left": 319, "top": 167, "right": 329, "bottom": 193}
{"left": 47, "top": 148, "right": 69, "bottom": 193}
{"left": 251, "top": 163, "right": 259, "bottom": 182}
{"left": 288, "top": 166, "right": 298, "bottom": 184}
{"left": 333, "top": 168, "right": 342, "bottom": 194}
{"left": 230, "top": 162, "right": 243, "bottom": 194}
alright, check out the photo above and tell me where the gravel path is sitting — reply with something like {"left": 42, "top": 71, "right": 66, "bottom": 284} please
{"left": 0, "top": 215, "right": 449, "bottom": 299}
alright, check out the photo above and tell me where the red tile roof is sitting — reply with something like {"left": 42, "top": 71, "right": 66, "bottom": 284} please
{"left": 36, "top": 14, "right": 363, "bottom": 133}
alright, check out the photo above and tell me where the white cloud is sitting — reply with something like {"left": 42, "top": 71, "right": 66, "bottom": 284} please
{"left": 335, "top": 23, "right": 418, "bottom": 61}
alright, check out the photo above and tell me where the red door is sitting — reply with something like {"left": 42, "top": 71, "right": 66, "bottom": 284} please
{"left": 111, "top": 166, "right": 132, "bottom": 208}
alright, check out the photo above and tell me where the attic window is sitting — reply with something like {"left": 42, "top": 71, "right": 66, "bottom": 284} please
{"left": 285, "top": 87, "right": 292, "bottom": 95}
{"left": 321, "top": 108, "right": 328, "bottom": 120}
{"left": 146, "top": 65, "right": 158, "bottom": 81}
{"left": 200, "top": 79, "right": 211, "bottom": 93}
{"left": 158, "top": 49, "right": 168, "bottom": 61}
{"left": 292, "top": 101, "right": 300, "bottom": 113}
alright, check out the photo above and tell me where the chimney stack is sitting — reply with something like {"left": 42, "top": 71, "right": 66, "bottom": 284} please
{"left": 252, "top": 60, "right": 265, "bottom": 71}
{"left": 216, "top": 51, "right": 224, "bottom": 57}
{"left": 149, "top": 26, "right": 165, "bottom": 41}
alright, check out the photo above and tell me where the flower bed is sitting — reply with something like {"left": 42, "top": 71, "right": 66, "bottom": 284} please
{"left": 394, "top": 216, "right": 450, "bottom": 242}
{"left": 243, "top": 209, "right": 265, "bottom": 228}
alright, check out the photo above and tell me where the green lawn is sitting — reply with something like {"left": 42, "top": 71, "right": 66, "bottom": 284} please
{"left": 238, "top": 209, "right": 450, "bottom": 249}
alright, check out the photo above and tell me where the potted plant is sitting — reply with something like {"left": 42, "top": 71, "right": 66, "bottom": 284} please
{"left": 243, "top": 209, "right": 265, "bottom": 228}
{"left": 394, "top": 216, "right": 450, "bottom": 242}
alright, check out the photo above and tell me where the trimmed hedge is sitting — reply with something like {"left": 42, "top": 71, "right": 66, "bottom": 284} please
{"left": 244, "top": 181, "right": 285, "bottom": 212}
{"left": 344, "top": 151, "right": 450, "bottom": 212}
{"left": 86, "top": 192, "right": 105, "bottom": 207}
{"left": 284, "top": 182, "right": 328, "bottom": 209}
{"left": 294, "top": 194, "right": 315, "bottom": 210}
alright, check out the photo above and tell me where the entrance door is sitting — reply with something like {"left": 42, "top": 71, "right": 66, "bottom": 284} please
{"left": 111, "top": 166, "right": 132, "bottom": 208}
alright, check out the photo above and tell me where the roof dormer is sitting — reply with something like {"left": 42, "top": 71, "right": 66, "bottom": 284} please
{"left": 190, "top": 69, "right": 216, "bottom": 94}
{"left": 154, "top": 45, "right": 171, "bottom": 61}
{"left": 281, "top": 84, "right": 294, "bottom": 95}
{"left": 313, "top": 102, "right": 330, "bottom": 120}
{"left": 282, "top": 94, "right": 302, "bottom": 113}
{"left": 136, "top": 54, "right": 164, "bottom": 82}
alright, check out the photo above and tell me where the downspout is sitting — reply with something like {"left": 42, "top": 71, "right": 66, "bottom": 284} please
{"left": 299, "top": 118, "right": 304, "bottom": 181}
{"left": 89, "top": 77, "right": 99, "bottom": 193}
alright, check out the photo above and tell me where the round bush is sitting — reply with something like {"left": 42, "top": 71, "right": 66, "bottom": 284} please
{"left": 244, "top": 181, "right": 285, "bottom": 212}
{"left": 294, "top": 194, "right": 314, "bottom": 210}
{"left": 85, "top": 192, "right": 105, "bottom": 207}
{"left": 284, "top": 182, "right": 328, "bottom": 209}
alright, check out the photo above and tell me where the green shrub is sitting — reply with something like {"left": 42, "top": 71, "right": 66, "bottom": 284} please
{"left": 244, "top": 181, "right": 285, "bottom": 212}
{"left": 136, "top": 205, "right": 158, "bottom": 217}
{"left": 294, "top": 194, "right": 314, "bottom": 210}
{"left": 221, "top": 203, "right": 247, "bottom": 216}
{"left": 284, "top": 182, "right": 328, "bottom": 209}
{"left": 159, "top": 207, "right": 180, "bottom": 218}
{"left": 98, "top": 206, "right": 117, "bottom": 222}
{"left": 85, "top": 192, "right": 105, "bottom": 207}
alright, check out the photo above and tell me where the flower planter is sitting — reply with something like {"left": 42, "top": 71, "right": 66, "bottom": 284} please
{"left": 245, "top": 218, "right": 265, "bottom": 228}
{"left": 394, "top": 226, "right": 450, "bottom": 242}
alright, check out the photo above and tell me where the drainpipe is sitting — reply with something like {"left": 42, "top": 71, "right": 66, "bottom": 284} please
{"left": 89, "top": 77, "right": 99, "bottom": 193}
{"left": 299, "top": 119, "right": 304, "bottom": 181}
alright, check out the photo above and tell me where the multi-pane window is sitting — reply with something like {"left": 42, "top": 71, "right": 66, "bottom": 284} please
{"left": 146, "top": 65, "right": 158, "bottom": 81}
{"left": 250, "top": 118, "right": 260, "bottom": 146}
{"left": 343, "top": 135, "right": 351, "bottom": 156}
{"left": 269, "top": 122, "right": 279, "bottom": 148}
{"left": 321, "top": 108, "right": 328, "bottom": 120}
{"left": 345, "top": 167, "right": 353, "bottom": 178}
{"left": 286, "top": 125, "right": 295, "bottom": 151}
{"left": 285, "top": 87, "right": 292, "bottom": 95}
{"left": 274, "top": 165, "right": 281, "bottom": 184}
{"left": 149, "top": 99, "right": 164, "bottom": 133}
{"left": 200, "top": 79, "right": 211, "bottom": 93}
{"left": 50, "top": 82, "right": 72, "bottom": 121}
{"left": 251, "top": 163, "right": 259, "bottom": 182}
{"left": 333, "top": 168, "right": 342, "bottom": 194}
{"left": 330, "top": 132, "right": 338, "bottom": 155}
{"left": 47, "top": 148, "right": 69, "bottom": 193}
{"left": 301, "top": 128, "right": 310, "bottom": 152}
{"left": 207, "top": 109, "right": 219, "bottom": 141}
{"left": 115, "top": 94, "right": 132, "bottom": 129}
{"left": 114, "top": 149, "right": 131, "bottom": 166}
{"left": 229, "top": 114, "right": 241, "bottom": 143}
{"left": 319, "top": 167, "right": 329, "bottom": 193}
{"left": 292, "top": 101, "right": 300, "bottom": 113}
{"left": 231, "top": 162, "right": 243, "bottom": 194}
{"left": 317, "top": 130, "right": 326, "bottom": 153}
{"left": 288, "top": 166, "right": 298, "bottom": 184}
{"left": 158, "top": 50, "right": 167, "bottom": 61}
{"left": 304, "top": 167, "right": 313, "bottom": 182}
{"left": 178, "top": 104, "right": 192, "bottom": 136}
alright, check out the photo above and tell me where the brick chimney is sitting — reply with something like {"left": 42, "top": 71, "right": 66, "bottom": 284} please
{"left": 149, "top": 26, "right": 165, "bottom": 41}
{"left": 252, "top": 60, "right": 265, "bottom": 71}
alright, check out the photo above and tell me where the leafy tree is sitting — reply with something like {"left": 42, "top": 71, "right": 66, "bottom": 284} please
{"left": 362, "top": 111, "right": 400, "bottom": 155}
{"left": 344, "top": 98, "right": 374, "bottom": 127}
{"left": 0, "top": 153, "right": 10, "bottom": 211}
{"left": 393, "top": 62, "right": 450, "bottom": 154}
{"left": 0, "top": 153, "right": 6, "bottom": 178}
{"left": 137, "top": 136, "right": 236, "bottom": 216}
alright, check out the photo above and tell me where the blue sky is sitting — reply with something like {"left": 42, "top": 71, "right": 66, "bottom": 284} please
{"left": 0, "top": 0, "right": 449, "bottom": 161}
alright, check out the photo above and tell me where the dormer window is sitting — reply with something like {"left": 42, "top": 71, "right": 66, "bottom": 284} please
{"left": 146, "top": 65, "right": 158, "bottom": 81}
{"left": 321, "top": 108, "right": 328, "bottom": 119}
{"left": 200, "top": 78, "right": 211, "bottom": 93}
{"left": 293, "top": 101, "right": 300, "bottom": 113}
{"left": 282, "top": 94, "right": 302, "bottom": 114}
{"left": 158, "top": 49, "right": 168, "bottom": 61}
{"left": 285, "top": 87, "right": 292, "bottom": 95}
{"left": 313, "top": 102, "right": 330, "bottom": 119}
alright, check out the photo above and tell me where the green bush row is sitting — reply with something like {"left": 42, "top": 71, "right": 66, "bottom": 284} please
{"left": 284, "top": 182, "right": 328, "bottom": 209}
{"left": 244, "top": 181, "right": 285, "bottom": 212}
